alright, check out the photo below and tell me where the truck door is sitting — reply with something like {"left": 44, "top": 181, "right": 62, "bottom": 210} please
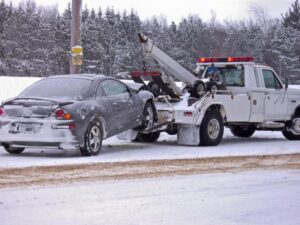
{"left": 262, "top": 69, "right": 288, "bottom": 120}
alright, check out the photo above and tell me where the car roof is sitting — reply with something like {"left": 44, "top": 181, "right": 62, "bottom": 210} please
{"left": 47, "top": 74, "right": 109, "bottom": 81}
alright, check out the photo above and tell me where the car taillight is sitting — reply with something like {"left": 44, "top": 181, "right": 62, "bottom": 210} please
{"left": 55, "top": 109, "right": 72, "bottom": 120}
{"left": 0, "top": 107, "right": 4, "bottom": 116}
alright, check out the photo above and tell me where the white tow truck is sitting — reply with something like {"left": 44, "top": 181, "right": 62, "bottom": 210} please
{"left": 120, "top": 33, "right": 300, "bottom": 146}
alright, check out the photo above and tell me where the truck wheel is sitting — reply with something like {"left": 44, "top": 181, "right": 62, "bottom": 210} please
{"left": 200, "top": 111, "right": 224, "bottom": 146}
{"left": 192, "top": 81, "right": 205, "bottom": 98}
{"left": 206, "top": 82, "right": 218, "bottom": 93}
{"left": 3, "top": 144, "right": 25, "bottom": 154}
{"left": 80, "top": 120, "right": 103, "bottom": 156}
{"left": 230, "top": 125, "right": 256, "bottom": 138}
{"left": 133, "top": 132, "right": 160, "bottom": 142}
{"left": 282, "top": 117, "right": 300, "bottom": 140}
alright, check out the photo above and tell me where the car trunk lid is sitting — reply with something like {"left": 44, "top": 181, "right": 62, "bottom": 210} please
{"left": 2, "top": 97, "right": 74, "bottom": 119}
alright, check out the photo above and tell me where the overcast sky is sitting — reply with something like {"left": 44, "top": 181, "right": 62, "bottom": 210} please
{"left": 11, "top": 0, "right": 295, "bottom": 23}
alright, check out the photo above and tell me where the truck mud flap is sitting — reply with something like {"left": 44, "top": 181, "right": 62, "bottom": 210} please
{"left": 177, "top": 125, "right": 200, "bottom": 146}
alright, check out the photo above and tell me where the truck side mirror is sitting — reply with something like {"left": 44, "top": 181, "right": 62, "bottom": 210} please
{"left": 285, "top": 78, "right": 289, "bottom": 90}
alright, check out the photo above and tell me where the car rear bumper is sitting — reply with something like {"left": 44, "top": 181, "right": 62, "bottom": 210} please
{"left": 0, "top": 118, "right": 80, "bottom": 150}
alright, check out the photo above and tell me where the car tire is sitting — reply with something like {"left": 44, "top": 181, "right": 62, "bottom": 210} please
{"left": 282, "top": 117, "right": 300, "bottom": 140}
{"left": 133, "top": 132, "right": 160, "bottom": 142}
{"left": 139, "top": 102, "right": 156, "bottom": 130}
{"left": 206, "top": 82, "right": 218, "bottom": 93}
{"left": 230, "top": 125, "right": 256, "bottom": 138}
{"left": 80, "top": 119, "right": 103, "bottom": 156}
{"left": 3, "top": 144, "right": 25, "bottom": 154}
{"left": 200, "top": 110, "right": 224, "bottom": 146}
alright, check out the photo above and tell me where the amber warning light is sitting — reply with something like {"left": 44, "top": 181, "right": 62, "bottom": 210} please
{"left": 198, "top": 57, "right": 254, "bottom": 63}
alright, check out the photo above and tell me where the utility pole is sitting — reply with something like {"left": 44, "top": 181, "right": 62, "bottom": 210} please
{"left": 70, "top": 0, "right": 82, "bottom": 74}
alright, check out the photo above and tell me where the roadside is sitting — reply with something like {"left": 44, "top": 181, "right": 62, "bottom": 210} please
{"left": 1, "top": 153, "right": 299, "bottom": 189}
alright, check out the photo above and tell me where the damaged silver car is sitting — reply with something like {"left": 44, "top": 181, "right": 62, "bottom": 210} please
{"left": 0, "top": 74, "right": 156, "bottom": 156}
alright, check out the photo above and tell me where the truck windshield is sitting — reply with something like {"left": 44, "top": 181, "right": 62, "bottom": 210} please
{"left": 204, "top": 66, "right": 245, "bottom": 87}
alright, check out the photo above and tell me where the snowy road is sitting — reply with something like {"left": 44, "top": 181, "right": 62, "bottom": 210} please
{"left": 0, "top": 129, "right": 300, "bottom": 168}
{"left": 0, "top": 153, "right": 299, "bottom": 189}
{"left": 1, "top": 169, "right": 300, "bottom": 225}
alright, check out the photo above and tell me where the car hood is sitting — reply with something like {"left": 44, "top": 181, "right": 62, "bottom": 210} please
{"left": 125, "top": 82, "right": 144, "bottom": 91}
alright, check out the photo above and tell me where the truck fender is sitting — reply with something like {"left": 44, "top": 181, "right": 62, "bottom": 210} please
{"left": 292, "top": 106, "right": 300, "bottom": 119}
{"left": 195, "top": 103, "right": 227, "bottom": 125}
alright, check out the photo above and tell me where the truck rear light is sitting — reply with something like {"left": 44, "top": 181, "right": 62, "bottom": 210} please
{"left": 55, "top": 109, "right": 72, "bottom": 120}
{"left": 0, "top": 107, "right": 4, "bottom": 116}
{"left": 69, "top": 123, "right": 75, "bottom": 129}
{"left": 184, "top": 112, "right": 193, "bottom": 117}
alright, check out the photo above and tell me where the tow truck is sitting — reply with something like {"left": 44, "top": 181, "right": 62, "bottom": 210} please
{"left": 118, "top": 33, "right": 300, "bottom": 146}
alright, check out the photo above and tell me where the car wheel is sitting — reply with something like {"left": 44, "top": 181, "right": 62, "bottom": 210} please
{"left": 2, "top": 144, "right": 25, "bottom": 154}
{"left": 200, "top": 110, "right": 224, "bottom": 146}
{"left": 230, "top": 125, "right": 256, "bottom": 138}
{"left": 134, "top": 132, "right": 161, "bottom": 142}
{"left": 282, "top": 117, "right": 300, "bottom": 140}
{"left": 80, "top": 120, "right": 103, "bottom": 156}
{"left": 139, "top": 102, "right": 156, "bottom": 130}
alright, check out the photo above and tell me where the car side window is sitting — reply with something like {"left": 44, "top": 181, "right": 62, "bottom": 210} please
{"left": 262, "top": 70, "right": 283, "bottom": 89}
{"left": 96, "top": 84, "right": 104, "bottom": 97}
{"left": 100, "top": 80, "right": 128, "bottom": 96}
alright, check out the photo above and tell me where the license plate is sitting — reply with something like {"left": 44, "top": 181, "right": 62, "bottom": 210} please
{"left": 9, "top": 123, "right": 41, "bottom": 134}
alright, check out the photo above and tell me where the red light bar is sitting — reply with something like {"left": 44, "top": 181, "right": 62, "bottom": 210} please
{"left": 198, "top": 57, "right": 254, "bottom": 63}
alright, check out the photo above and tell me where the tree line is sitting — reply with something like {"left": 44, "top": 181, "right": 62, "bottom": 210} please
{"left": 0, "top": 0, "right": 300, "bottom": 84}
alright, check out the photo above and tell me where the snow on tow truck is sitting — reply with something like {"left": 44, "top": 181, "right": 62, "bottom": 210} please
{"left": 118, "top": 33, "right": 300, "bottom": 146}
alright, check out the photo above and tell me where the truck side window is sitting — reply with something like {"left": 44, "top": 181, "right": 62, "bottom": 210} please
{"left": 262, "top": 70, "right": 282, "bottom": 89}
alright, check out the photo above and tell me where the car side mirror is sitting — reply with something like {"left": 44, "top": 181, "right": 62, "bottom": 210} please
{"left": 285, "top": 78, "right": 289, "bottom": 90}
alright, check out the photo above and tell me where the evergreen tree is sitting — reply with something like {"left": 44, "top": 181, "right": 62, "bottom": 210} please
{"left": 283, "top": 0, "right": 300, "bottom": 30}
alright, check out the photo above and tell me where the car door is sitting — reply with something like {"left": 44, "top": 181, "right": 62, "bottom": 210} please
{"left": 262, "top": 69, "right": 288, "bottom": 121}
{"left": 100, "top": 79, "right": 133, "bottom": 133}
{"left": 95, "top": 84, "right": 116, "bottom": 136}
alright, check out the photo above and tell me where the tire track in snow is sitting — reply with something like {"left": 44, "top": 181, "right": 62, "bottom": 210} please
{"left": 0, "top": 153, "right": 299, "bottom": 189}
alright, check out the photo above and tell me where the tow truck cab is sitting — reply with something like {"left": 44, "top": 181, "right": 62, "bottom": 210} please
{"left": 194, "top": 57, "right": 298, "bottom": 123}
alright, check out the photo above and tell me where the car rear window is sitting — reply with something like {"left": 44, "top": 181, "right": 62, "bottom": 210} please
{"left": 20, "top": 77, "right": 92, "bottom": 100}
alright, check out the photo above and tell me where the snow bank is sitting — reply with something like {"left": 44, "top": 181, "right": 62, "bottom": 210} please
{"left": 0, "top": 76, "right": 41, "bottom": 103}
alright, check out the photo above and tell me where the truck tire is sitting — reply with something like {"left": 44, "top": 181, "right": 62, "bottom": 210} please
{"left": 230, "top": 125, "right": 256, "bottom": 138}
{"left": 133, "top": 132, "right": 160, "bottom": 142}
{"left": 282, "top": 117, "right": 300, "bottom": 140}
{"left": 192, "top": 81, "right": 205, "bottom": 98}
{"left": 200, "top": 110, "right": 224, "bottom": 146}
{"left": 3, "top": 144, "right": 25, "bottom": 154}
{"left": 206, "top": 82, "right": 218, "bottom": 93}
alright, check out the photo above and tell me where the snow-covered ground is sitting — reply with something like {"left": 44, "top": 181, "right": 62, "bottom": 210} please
{"left": 1, "top": 169, "right": 300, "bottom": 225}
{"left": 0, "top": 129, "right": 300, "bottom": 168}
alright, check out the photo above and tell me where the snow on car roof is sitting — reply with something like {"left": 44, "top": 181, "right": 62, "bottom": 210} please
{"left": 48, "top": 74, "right": 107, "bottom": 81}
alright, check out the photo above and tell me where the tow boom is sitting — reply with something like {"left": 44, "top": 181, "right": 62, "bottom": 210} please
{"left": 138, "top": 33, "right": 197, "bottom": 87}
